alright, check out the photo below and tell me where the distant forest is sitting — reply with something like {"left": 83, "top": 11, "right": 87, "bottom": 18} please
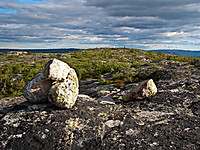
{"left": 0, "top": 48, "right": 80, "bottom": 53}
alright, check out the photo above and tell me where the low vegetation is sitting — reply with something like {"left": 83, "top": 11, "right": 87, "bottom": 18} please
{"left": 0, "top": 48, "right": 199, "bottom": 98}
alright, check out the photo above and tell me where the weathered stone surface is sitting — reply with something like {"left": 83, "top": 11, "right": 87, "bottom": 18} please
{"left": 44, "top": 58, "right": 71, "bottom": 81}
{"left": 23, "top": 72, "right": 53, "bottom": 103}
{"left": 97, "top": 96, "right": 115, "bottom": 105}
{"left": 48, "top": 69, "right": 79, "bottom": 108}
{"left": 122, "top": 79, "right": 157, "bottom": 101}
{"left": 136, "top": 111, "right": 174, "bottom": 121}
{"left": 80, "top": 83, "right": 119, "bottom": 98}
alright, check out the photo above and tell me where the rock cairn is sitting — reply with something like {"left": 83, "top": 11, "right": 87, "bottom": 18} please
{"left": 23, "top": 59, "right": 79, "bottom": 108}
{"left": 123, "top": 79, "right": 157, "bottom": 101}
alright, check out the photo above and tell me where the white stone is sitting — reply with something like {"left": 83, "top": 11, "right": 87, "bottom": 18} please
{"left": 105, "top": 120, "right": 122, "bottom": 128}
{"left": 44, "top": 58, "right": 71, "bottom": 81}
{"left": 126, "top": 129, "right": 140, "bottom": 136}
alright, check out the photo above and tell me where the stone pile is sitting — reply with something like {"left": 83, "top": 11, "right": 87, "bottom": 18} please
{"left": 123, "top": 79, "right": 157, "bottom": 101}
{"left": 23, "top": 59, "right": 79, "bottom": 108}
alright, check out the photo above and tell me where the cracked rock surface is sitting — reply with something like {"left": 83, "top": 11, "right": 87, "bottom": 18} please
{"left": 0, "top": 60, "right": 200, "bottom": 150}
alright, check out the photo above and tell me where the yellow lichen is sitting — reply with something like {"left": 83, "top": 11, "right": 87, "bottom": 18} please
{"left": 98, "top": 113, "right": 107, "bottom": 117}
{"left": 155, "top": 119, "right": 169, "bottom": 125}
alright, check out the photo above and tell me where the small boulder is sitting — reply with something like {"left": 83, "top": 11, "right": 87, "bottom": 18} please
{"left": 48, "top": 68, "right": 79, "bottom": 108}
{"left": 23, "top": 72, "right": 53, "bottom": 103}
{"left": 123, "top": 79, "right": 157, "bottom": 101}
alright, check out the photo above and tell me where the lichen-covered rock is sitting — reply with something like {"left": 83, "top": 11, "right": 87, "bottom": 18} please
{"left": 44, "top": 58, "right": 71, "bottom": 81}
{"left": 122, "top": 79, "right": 157, "bottom": 101}
{"left": 48, "top": 68, "right": 79, "bottom": 108}
{"left": 23, "top": 72, "right": 53, "bottom": 103}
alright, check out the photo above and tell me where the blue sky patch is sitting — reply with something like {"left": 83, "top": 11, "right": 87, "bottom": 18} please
{"left": 2, "top": 0, "right": 44, "bottom": 4}
{"left": 0, "top": 8, "right": 17, "bottom": 14}
{"left": 17, "top": 0, "right": 44, "bottom": 4}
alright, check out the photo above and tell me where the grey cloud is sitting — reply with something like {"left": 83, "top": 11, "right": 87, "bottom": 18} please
{"left": 84, "top": 0, "right": 200, "bottom": 48}
{"left": 0, "top": 1, "right": 102, "bottom": 45}
{"left": 85, "top": 0, "right": 200, "bottom": 22}
{"left": 85, "top": 0, "right": 200, "bottom": 10}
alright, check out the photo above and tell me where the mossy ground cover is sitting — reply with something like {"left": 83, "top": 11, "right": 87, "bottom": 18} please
{"left": 0, "top": 48, "right": 199, "bottom": 99}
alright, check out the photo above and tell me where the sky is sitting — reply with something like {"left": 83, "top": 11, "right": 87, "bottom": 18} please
{"left": 0, "top": 0, "right": 200, "bottom": 50}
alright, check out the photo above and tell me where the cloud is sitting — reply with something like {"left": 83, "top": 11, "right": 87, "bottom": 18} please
{"left": 0, "top": 0, "right": 200, "bottom": 49}
{"left": 84, "top": 0, "right": 200, "bottom": 49}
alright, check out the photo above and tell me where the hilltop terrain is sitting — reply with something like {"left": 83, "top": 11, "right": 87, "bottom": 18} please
{"left": 0, "top": 48, "right": 200, "bottom": 149}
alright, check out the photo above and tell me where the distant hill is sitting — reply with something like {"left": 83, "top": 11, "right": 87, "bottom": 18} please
{"left": 0, "top": 48, "right": 80, "bottom": 53}
{"left": 149, "top": 49, "right": 200, "bottom": 57}
{"left": 1, "top": 48, "right": 200, "bottom": 57}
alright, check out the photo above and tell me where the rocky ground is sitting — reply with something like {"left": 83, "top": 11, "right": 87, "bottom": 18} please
{"left": 0, "top": 59, "right": 200, "bottom": 150}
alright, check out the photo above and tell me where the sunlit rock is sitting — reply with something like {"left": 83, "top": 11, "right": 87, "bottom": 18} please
{"left": 44, "top": 58, "right": 71, "bottom": 81}
{"left": 48, "top": 68, "right": 79, "bottom": 108}
{"left": 23, "top": 72, "right": 52, "bottom": 103}
{"left": 123, "top": 79, "right": 157, "bottom": 101}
